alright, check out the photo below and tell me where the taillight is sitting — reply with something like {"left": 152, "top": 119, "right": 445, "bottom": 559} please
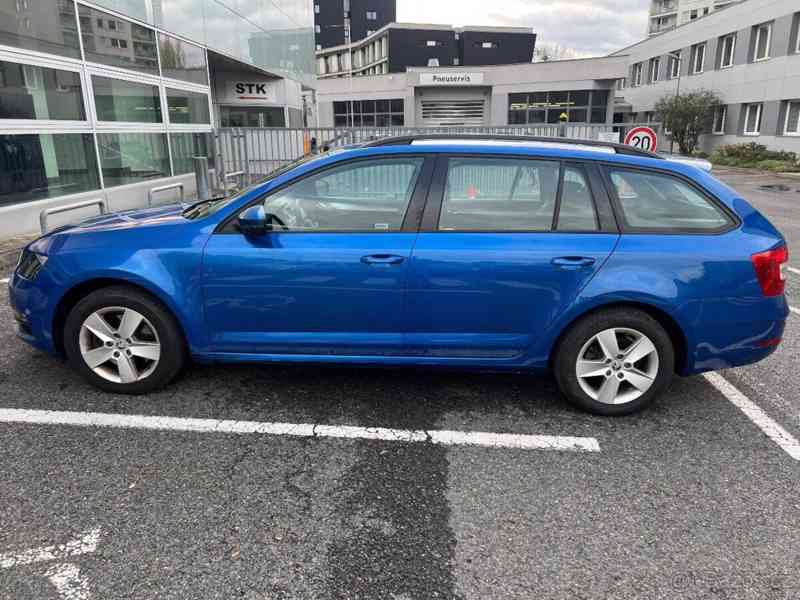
{"left": 751, "top": 245, "right": 788, "bottom": 297}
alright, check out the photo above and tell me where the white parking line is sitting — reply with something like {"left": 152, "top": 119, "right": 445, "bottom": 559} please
{"left": 0, "top": 408, "right": 600, "bottom": 452}
{"left": 0, "top": 277, "right": 8, "bottom": 284}
{"left": 0, "top": 529, "right": 100, "bottom": 569}
{"left": 790, "top": 306, "right": 800, "bottom": 316}
{"left": 703, "top": 372, "right": 800, "bottom": 461}
{"left": 787, "top": 266, "right": 800, "bottom": 277}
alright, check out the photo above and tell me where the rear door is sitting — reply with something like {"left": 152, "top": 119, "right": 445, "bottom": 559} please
{"left": 404, "top": 154, "right": 619, "bottom": 362}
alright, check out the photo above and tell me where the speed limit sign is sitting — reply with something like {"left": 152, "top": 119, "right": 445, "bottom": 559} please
{"left": 624, "top": 127, "right": 658, "bottom": 152}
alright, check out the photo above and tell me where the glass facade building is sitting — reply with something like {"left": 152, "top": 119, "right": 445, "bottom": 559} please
{"left": 0, "top": 0, "right": 314, "bottom": 210}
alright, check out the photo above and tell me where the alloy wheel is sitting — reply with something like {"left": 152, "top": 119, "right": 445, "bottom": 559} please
{"left": 78, "top": 307, "right": 161, "bottom": 384}
{"left": 575, "top": 327, "right": 659, "bottom": 405}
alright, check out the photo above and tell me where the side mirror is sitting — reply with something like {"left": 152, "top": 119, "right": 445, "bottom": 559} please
{"left": 237, "top": 205, "right": 267, "bottom": 237}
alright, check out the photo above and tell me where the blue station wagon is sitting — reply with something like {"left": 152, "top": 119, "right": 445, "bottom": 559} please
{"left": 8, "top": 136, "right": 790, "bottom": 415}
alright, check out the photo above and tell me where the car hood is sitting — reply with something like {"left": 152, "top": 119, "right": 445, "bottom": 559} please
{"left": 29, "top": 204, "right": 190, "bottom": 255}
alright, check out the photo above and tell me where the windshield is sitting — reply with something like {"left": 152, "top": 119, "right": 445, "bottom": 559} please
{"left": 182, "top": 151, "right": 342, "bottom": 220}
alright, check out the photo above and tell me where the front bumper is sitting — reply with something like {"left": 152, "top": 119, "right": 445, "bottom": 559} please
{"left": 8, "top": 271, "right": 58, "bottom": 355}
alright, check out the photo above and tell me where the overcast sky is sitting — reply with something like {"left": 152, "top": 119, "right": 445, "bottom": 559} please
{"left": 396, "top": 0, "right": 651, "bottom": 56}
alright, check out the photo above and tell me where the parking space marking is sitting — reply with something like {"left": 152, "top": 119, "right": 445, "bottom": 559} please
{"left": 0, "top": 408, "right": 600, "bottom": 452}
{"left": 790, "top": 306, "right": 800, "bottom": 316}
{"left": 0, "top": 529, "right": 100, "bottom": 569}
{"left": 1, "top": 529, "right": 101, "bottom": 600}
{"left": 703, "top": 372, "right": 800, "bottom": 461}
{"left": 0, "top": 277, "right": 8, "bottom": 284}
{"left": 787, "top": 266, "right": 800, "bottom": 277}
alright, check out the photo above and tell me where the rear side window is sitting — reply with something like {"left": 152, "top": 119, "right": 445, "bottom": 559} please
{"left": 439, "top": 158, "right": 601, "bottom": 232}
{"left": 608, "top": 169, "right": 731, "bottom": 231}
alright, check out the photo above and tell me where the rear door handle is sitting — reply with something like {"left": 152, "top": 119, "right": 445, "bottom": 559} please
{"left": 361, "top": 254, "right": 406, "bottom": 265}
{"left": 551, "top": 256, "right": 596, "bottom": 268}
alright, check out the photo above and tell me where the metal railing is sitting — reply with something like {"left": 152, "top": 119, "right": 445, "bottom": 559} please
{"left": 148, "top": 182, "right": 185, "bottom": 207}
{"left": 214, "top": 124, "right": 666, "bottom": 185}
{"left": 39, "top": 198, "right": 107, "bottom": 233}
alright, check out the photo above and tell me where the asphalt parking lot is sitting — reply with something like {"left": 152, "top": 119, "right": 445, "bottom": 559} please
{"left": 1, "top": 168, "right": 799, "bottom": 600}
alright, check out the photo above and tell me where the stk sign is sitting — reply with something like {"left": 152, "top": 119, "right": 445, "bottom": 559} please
{"left": 228, "top": 80, "right": 278, "bottom": 103}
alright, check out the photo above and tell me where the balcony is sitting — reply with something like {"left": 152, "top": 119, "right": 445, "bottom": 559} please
{"left": 650, "top": 1, "right": 678, "bottom": 16}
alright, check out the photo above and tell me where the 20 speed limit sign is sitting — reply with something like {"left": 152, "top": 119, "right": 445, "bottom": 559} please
{"left": 624, "top": 127, "right": 658, "bottom": 152}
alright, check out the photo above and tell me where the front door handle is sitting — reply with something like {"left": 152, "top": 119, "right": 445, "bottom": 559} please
{"left": 361, "top": 254, "right": 406, "bottom": 265}
{"left": 551, "top": 256, "right": 596, "bottom": 268}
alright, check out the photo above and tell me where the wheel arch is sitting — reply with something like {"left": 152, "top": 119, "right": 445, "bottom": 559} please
{"left": 549, "top": 301, "right": 688, "bottom": 375}
{"left": 52, "top": 277, "right": 190, "bottom": 358}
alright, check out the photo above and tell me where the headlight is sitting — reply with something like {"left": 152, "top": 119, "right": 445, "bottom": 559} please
{"left": 16, "top": 250, "right": 48, "bottom": 280}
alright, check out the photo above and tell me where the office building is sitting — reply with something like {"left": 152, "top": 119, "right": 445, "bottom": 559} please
{"left": 314, "top": 0, "right": 396, "bottom": 50}
{"left": 648, "top": 0, "right": 742, "bottom": 36}
{"left": 0, "top": 0, "right": 315, "bottom": 235}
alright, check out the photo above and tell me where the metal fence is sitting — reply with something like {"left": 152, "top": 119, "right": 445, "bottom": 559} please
{"left": 213, "top": 124, "right": 663, "bottom": 190}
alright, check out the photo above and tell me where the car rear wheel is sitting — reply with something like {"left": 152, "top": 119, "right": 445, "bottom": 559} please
{"left": 553, "top": 308, "right": 674, "bottom": 416}
{"left": 64, "top": 286, "right": 185, "bottom": 394}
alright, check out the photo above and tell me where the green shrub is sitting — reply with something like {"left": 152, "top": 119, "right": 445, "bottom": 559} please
{"left": 710, "top": 143, "right": 799, "bottom": 171}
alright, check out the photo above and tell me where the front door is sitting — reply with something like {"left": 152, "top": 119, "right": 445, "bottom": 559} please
{"left": 405, "top": 155, "right": 619, "bottom": 362}
{"left": 202, "top": 155, "right": 432, "bottom": 356}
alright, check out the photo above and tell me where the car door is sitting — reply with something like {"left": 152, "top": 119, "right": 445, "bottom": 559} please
{"left": 404, "top": 154, "right": 620, "bottom": 362}
{"left": 202, "top": 155, "right": 434, "bottom": 356}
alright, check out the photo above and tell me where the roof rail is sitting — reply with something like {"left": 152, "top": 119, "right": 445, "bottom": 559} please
{"left": 363, "top": 133, "right": 663, "bottom": 159}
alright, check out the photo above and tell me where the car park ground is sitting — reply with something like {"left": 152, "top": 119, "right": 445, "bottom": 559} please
{"left": 0, "top": 168, "right": 799, "bottom": 600}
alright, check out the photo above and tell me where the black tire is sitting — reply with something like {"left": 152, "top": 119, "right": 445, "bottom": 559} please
{"left": 553, "top": 308, "right": 674, "bottom": 416}
{"left": 63, "top": 285, "right": 186, "bottom": 394}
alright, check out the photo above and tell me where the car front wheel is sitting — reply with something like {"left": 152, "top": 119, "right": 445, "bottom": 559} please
{"left": 553, "top": 308, "right": 674, "bottom": 416}
{"left": 64, "top": 286, "right": 185, "bottom": 394}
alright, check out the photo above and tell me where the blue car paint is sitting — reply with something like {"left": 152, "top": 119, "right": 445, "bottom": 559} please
{"left": 8, "top": 143, "right": 788, "bottom": 377}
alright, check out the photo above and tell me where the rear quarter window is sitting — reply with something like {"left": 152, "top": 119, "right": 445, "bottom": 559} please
{"left": 608, "top": 168, "right": 732, "bottom": 231}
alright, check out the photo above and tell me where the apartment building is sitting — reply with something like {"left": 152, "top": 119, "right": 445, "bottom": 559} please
{"left": 648, "top": 0, "right": 741, "bottom": 36}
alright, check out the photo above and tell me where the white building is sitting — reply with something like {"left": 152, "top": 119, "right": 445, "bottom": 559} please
{"left": 648, "top": 0, "right": 742, "bottom": 36}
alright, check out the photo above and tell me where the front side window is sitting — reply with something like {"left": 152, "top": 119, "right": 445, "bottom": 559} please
{"left": 784, "top": 101, "right": 800, "bottom": 136}
{"left": 744, "top": 103, "right": 763, "bottom": 135}
{"left": 753, "top": 22, "right": 772, "bottom": 61}
{"left": 0, "top": 133, "right": 100, "bottom": 207}
{"left": 92, "top": 76, "right": 162, "bottom": 123}
{"left": 261, "top": 158, "right": 424, "bottom": 232}
{"left": 720, "top": 34, "right": 736, "bottom": 68}
{"left": 439, "top": 158, "right": 561, "bottom": 232}
{"left": 0, "top": 61, "right": 85, "bottom": 121}
{"left": 608, "top": 169, "right": 731, "bottom": 231}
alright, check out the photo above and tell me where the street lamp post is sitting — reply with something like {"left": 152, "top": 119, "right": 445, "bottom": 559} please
{"left": 668, "top": 50, "right": 683, "bottom": 155}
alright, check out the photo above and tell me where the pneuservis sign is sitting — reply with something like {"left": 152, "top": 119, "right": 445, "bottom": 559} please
{"left": 419, "top": 72, "right": 485, "bottom": 86}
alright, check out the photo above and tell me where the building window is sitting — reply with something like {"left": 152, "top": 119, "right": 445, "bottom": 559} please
{"left": 166, "top": 88, "right": 211, "bottom": 124}
{"left": 719, "top": 34, "right": 736, "bottom": 68}
{"left": 668, "top": 52, "right": 681, "bottom": 79}
{"left": 0, "top": 134, "right": 100, "bottom": 207}
{"left": 426, "top": 40, "right": 441, "bottom": 47}
{"left": 453, "top": 58, "right": 460, "bottom": 66}
{"left": 0, "top": 0, "right": 80, "bottom": 59}
{"left": 478, "top": 42, "right": 498, "bottom": 49}
{"left": 366, "top": 11, "right": 377, "bottom": 20}
{"left": 314, "top": 4, "right": 319, "bottom": 13}
{"left": 752, "top": 22, "right": 772, "bottom": 61}
{"left": 795, "top": 15, "right": 800, "bottom": 54}
{"left": 333, "top": 99, "right": 404, "bottom": 127}
{"left": 92, "top": 76, "right": 162, "bottom": 124}
{"left": 713, "top": 105, "right": 727, "bottom": 134}
{"left": 96, "top": 132, "right": 170, "bottom": 187}
{"left": 744, "top": 103, "right": 763, "bottom": 135}
{"left": 427, "top": 58, "right": 440, "bottom": 67}
{"left": 159, "top": 34, "right": 209, "bottom": 85}
{"left": 315, "top": 24, "right": 321, "bottom": 33}
{"left": 316, "top": 44, "right": 322, "bottom": 51}
{"left": 0, "top": 61, "right": 85, "bottom": 121}
{"left": 690, "top": 43, "right": 706, "bottom": 74}
{"left": 633, "top": 63, "right": 643, "bottom": 87}
{"left": 648, "top": 57, "right": 660, "bottom": 83}
{"left": 220, "top": 106, "right": 285, "bottom": 127}
{"left": 508, "top": 90, "right": 608, "bottom": 125}
{"left": 79, "top": 6, "right": 158, "bottom": 76}
{"left": 170, "top": 132, "right": 211, "bottom": 174}
{"left": 784, "top": 101, "right": 800, "bottom": 136}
